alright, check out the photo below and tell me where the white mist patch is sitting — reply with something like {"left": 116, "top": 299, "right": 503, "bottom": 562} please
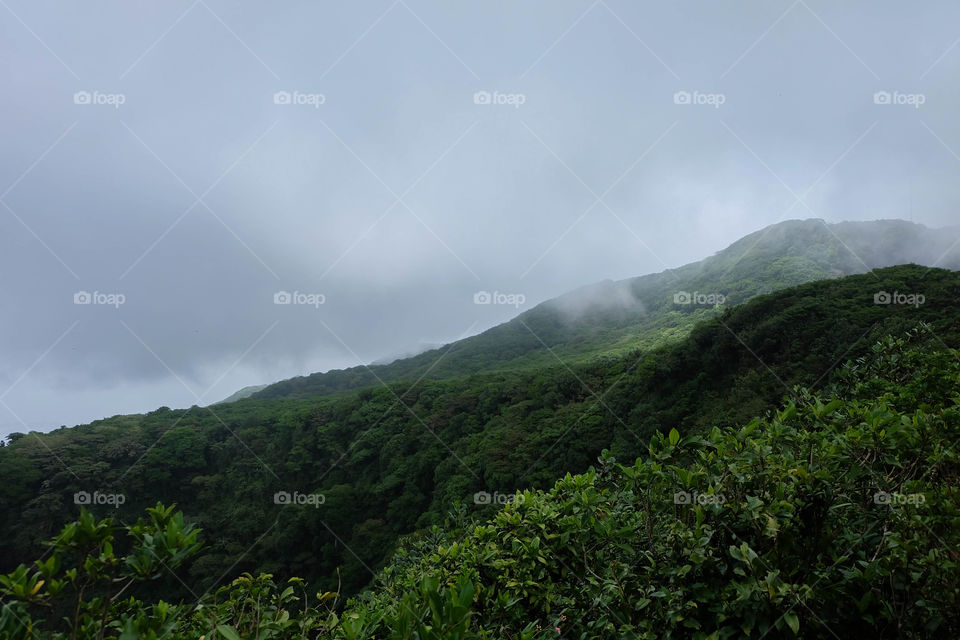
{"left": 544, "top": 279, "right": 647, "bottom": 321}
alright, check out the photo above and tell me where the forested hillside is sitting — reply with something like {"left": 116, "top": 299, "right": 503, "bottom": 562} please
{"left": 252, "top": 219, "right": 960, "bottom": 400}
{"left": 5, "top": 0, "right": 960, "bottom": 634}
{"left": 3, "top": 325, "right": 957, "bottom": 638}
{"left": 1, "top": 264, "right": 957, "bottom": 604}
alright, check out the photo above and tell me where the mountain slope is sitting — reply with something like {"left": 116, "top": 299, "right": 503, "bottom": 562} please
{"left": 5, "top": 319, "right": 958, "bottom": 639}
{"left": 342, "top": 329, "right": 960, "bottom": 639}
{"left": 253, "top": 218, "right": 960, "bottom": 400}
{"left": 1, "top": 265, "right": 958, "bottom": 599}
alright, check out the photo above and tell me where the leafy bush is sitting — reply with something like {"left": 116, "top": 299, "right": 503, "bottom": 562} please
{"left": 0, "top": 503, "right": 201, "bottom": 639}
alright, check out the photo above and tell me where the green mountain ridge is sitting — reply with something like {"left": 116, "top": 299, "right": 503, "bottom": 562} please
{"left": 4, "top": 306, "right": 958, "bottom": 638}
{"left": 1, "top": 263, "right": 958, "bottom": 606}
{"left": 251, "top": 218, "right": 960, "bottom": 401}
{"left": 3, "top": 219, "right": 960, "bottom": 637}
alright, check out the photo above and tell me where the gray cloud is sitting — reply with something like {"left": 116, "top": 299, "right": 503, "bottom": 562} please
{"left": 1, "top": 0, "right": 958, "bottom": 436}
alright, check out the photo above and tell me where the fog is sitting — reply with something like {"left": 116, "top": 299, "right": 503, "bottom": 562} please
{"left": 2, "top": 0, "right": 959, "bottom": 436}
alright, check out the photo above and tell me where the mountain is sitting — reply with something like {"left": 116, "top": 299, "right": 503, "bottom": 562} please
{"left": 251, "top": 218, "right": 960, "bottom": 400}
{"left": 4, "top": 217, "right": 960, "bottom": 606}
{"left": 2, "top": 263, "right": 958, "bottom": 601}
{"left": 4, "top": 279, "right": 959, "bottom": 639}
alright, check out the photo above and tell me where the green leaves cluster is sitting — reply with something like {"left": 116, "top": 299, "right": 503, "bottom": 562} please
{"left": 0, "top": 503, "right": 201, "bottom": 640}
{"left": 191, "top": 573, "right": 339, "bottom": 640}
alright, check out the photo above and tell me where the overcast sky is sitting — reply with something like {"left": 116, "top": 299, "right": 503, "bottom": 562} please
{"left": 1, "top": 0, "right": 959, "bottom": 437}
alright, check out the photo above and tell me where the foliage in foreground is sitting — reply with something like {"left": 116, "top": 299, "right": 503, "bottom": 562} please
{"left": 2, "top": 328, "right": 959, "bottom": 638}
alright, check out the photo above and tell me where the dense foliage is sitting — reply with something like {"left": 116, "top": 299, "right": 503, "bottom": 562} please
{"left": 3, "top": 326, "right": 958, "bottom": 638}
{"left": 1, "top": 265, "right": 958, "bottom": 604}
{"left": 349, "top": 328, "right": 960, "bottom": 638}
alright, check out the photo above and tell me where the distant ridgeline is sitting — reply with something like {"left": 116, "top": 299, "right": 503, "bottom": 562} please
{"left": 250, "top": 218, "right": 960, "bottom": 400}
